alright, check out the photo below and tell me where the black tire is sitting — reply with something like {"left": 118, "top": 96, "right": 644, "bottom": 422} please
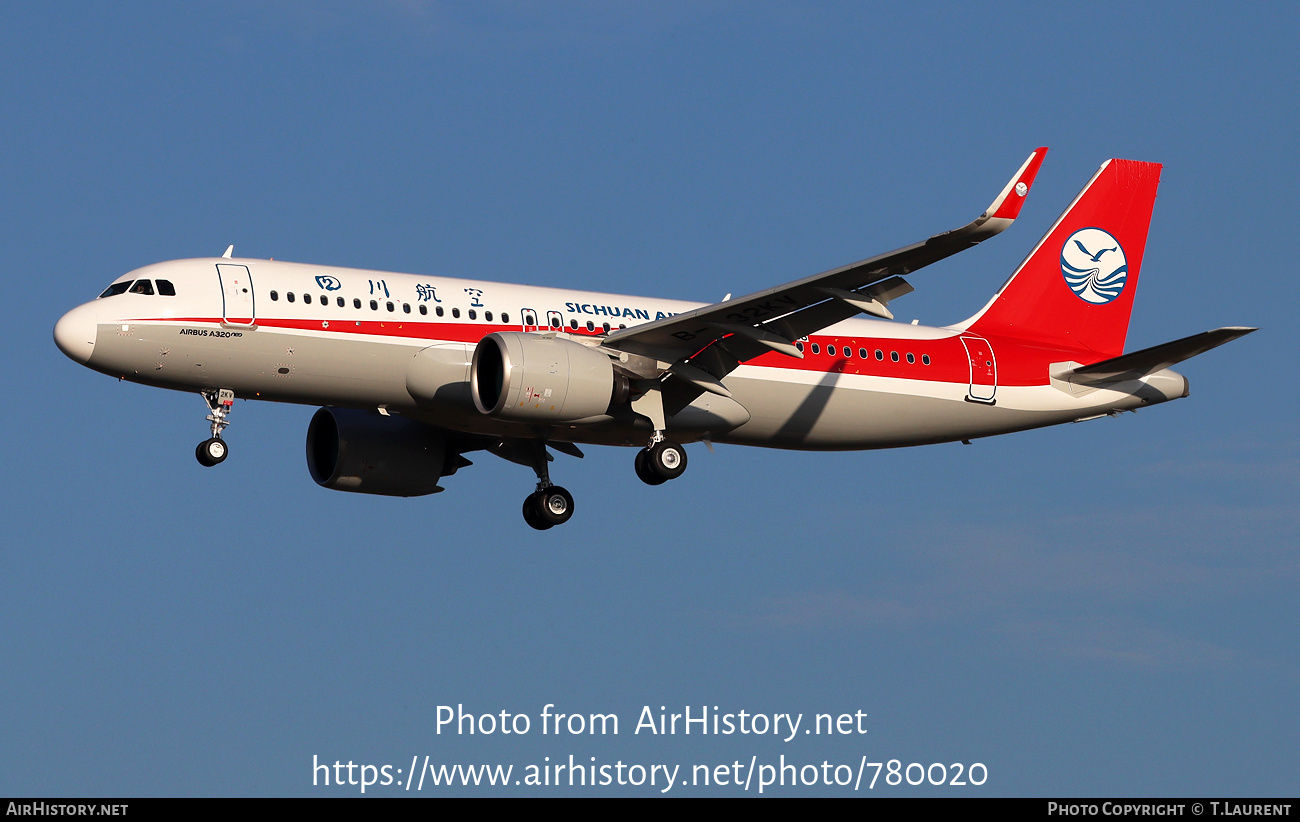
{"left": 522, "top": 493, "right": 554, "bottom": 530}
{"left": 634, "top": 448, "right": 667, "bottom": 486}
{"left": 196, "top": 438, "right": 227, "bottom": 467}
{"left": 537, "top": 486, "right": 574, "bottom": 526}
{"left": 647, "top": 441, "right": 687, "bottom": 481}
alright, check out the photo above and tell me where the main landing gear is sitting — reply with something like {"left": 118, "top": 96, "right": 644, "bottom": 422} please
{"left": 627, "top": 388, "right": 687, "bottom": 486}
{"left": 523, "top": 486, "right": 574, "bottom": 531}
{"left": 521, "top": 442, "right": 574, "bottom": 531}
{"left": 195, "top": 389, "right": 235, "bottom": 467}
{"left": 633, "top": 435, "right": 688, "bottom": 486}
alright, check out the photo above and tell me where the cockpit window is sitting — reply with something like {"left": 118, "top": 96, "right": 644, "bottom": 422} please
{"left": 99, "top": 282, "right": 131, "bottom": 298}
{"left": 156, "top": 280, "right": 176, "bottom": 296}
{"left": 128, "top": 280, "right": 155, "bottom": 295}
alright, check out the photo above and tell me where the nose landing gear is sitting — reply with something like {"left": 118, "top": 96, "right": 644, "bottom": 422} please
{"left": 196, "top": 437, "right": 228, "bottom": 466}
{"left": 195, "top": 389, "right": 235, "bottom": 467}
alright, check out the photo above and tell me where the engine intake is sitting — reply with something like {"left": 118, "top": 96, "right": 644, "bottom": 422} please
{"left": 471, "top": 332, "right": 621, "bottom": 423}
{"left": 306, "top": 407, "right": 448, "bottom": 496}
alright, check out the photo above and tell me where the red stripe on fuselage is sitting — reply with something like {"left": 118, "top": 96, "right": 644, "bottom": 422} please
{"left": 129, "top": 315, "right": 1103, "bottom": 387}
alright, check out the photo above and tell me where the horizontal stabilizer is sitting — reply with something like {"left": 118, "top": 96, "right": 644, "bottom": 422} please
{"left": 1061, "top": 327, "right": 1256, "bottom": 386}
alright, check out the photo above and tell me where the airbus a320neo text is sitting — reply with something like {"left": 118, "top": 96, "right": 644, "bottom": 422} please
{"left": 54, "top": 149, "right": 1253, "bottom": 529}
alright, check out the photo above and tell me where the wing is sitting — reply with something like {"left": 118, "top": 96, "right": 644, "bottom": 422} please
{"left": 603, "top": 148, "right": 1049, "bottom": 382}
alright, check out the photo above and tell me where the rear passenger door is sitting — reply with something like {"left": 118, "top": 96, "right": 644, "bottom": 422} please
{"left": 960, "top": 335, "right": 997, "bottom": 403}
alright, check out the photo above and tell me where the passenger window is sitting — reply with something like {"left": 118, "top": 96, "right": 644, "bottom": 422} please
{"left": 354, "top": 298, "right": 361, "bottom": 309}
{"left": 370, "top": 300, "right": 378, "bottom": 310}
{"left": 437, "top": 306, "right": 445, "bottom": 317}
{"left": 403, "top": 303, "right": 411, "bottom": 314}
{"left": 270, "top": 290, "right": 279, "bottom": 301}
{"left": 875, "top": 349, "right": 883, "bottom": 360}
{"left": 469, "top": 309, "right": 477, "bottom": 320}
{"left": 922, "top": 354, "right": 931, "bottom": 365}
{"left": 859, "top": 348, "right": 868, "bottom": 359}
{"left": 907, "top": 353, "right": 915, "bottom": 364}
{"left": 419, "top": 305, "right": 427, "bottom": 315}
{"left": 485, "top": 311, "right": 493, "bottom": 322}
{"left": 891, "top": 351, "right": 899, "bottom": 362}
{"left": 586, "top": 321, "right": 594, "bottom": 331}
{"left": 288, "top": 292, "right": 296, "bottom": 303}
{"left": 827, "top": 345, "right": 837, "bottom": 357}
{"left": 570, "top": 319, "right": 578, "bottom": 330}
{"left": 796, "top": 342, "right": 805, "bottom": 352}
{"left": 336, "top": 296, "right": 344, "bottom": 307}
{"left": 452, "top": 308, "right": 460, "bottom": 318}
{"left": 811, "top": 343, "right": 820, "bottom": 354}
{"left": 99, "top": 282, "right": 131, "bottom": 298}
{"left": 386, "top": 301, "right": 394, "bottom": 312}
{"left": 502, "top": 313, "right": 509, "bottom": 324}
{"left": 602, "top": 323, "right": 610, "bottom": 333}
{"left": 129, "top": 280, "right": 154, "bottom": 295}
{"left": 157, "top": 280, "right": 176, "bottom": 296}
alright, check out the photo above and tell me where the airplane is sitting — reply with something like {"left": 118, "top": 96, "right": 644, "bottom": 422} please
{"left": 53, "top": 148, "right": 1254, "bottom": 529}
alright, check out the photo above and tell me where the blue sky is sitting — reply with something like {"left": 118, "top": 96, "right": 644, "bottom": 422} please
{"left": 3, "top": 2, "right": 1296, "bottom": 796}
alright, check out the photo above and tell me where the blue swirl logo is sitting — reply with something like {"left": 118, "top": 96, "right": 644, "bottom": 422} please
{"left": 1061, "top": 228, "right": 1127, "bottom": 304}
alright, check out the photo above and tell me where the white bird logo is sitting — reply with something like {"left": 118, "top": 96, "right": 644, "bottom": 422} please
{"left": 1061, "top": 228, "right": 1127, "bottom": 304}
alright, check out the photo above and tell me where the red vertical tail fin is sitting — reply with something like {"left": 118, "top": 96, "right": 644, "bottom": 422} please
{"left": 961, "top": 159, "right": 1162, "bottom": 358}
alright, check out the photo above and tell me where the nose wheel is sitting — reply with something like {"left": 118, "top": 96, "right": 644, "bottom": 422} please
{"left": 635, "top": 439, "right": 687, "bottom": 485}
{"left": 196, "top": 438, "right": 228, "bottom": 466}
{"left": 195, "top": 389, "right": 235, "bottom": 468}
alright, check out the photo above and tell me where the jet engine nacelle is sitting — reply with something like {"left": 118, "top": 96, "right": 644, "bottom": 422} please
{"left": 471, "top": 332, "right": 623, "bottom": 423}
{"left": 306, "top": 407, "right": 447, "bottom": 496}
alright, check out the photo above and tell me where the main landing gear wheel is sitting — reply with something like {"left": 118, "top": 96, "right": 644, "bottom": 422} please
{"left": 634, "top": 449, "right": 666, "bottom": 485}
{"left": 519, "top": 440, "right": 576, "bottom": 530}
{"left": 636, "top": 440, "right": 687, "bottom": 484}
{"left": 522, "top": 493, "right": 552, "bottom": 530}
{"left": 196, "top": 437, "right": 228, "bottom": 467}
{"left": 523, "top": 486, "right": 574, "bottom": 530}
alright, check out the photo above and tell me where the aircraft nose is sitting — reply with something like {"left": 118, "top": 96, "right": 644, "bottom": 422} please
{"left": 54, "top": 302, "right": 98, "bottom": 365}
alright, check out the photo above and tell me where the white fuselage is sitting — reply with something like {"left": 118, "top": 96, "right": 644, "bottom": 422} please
{"left": 54, "top": 257, "right": 1186, "bottom": 451}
